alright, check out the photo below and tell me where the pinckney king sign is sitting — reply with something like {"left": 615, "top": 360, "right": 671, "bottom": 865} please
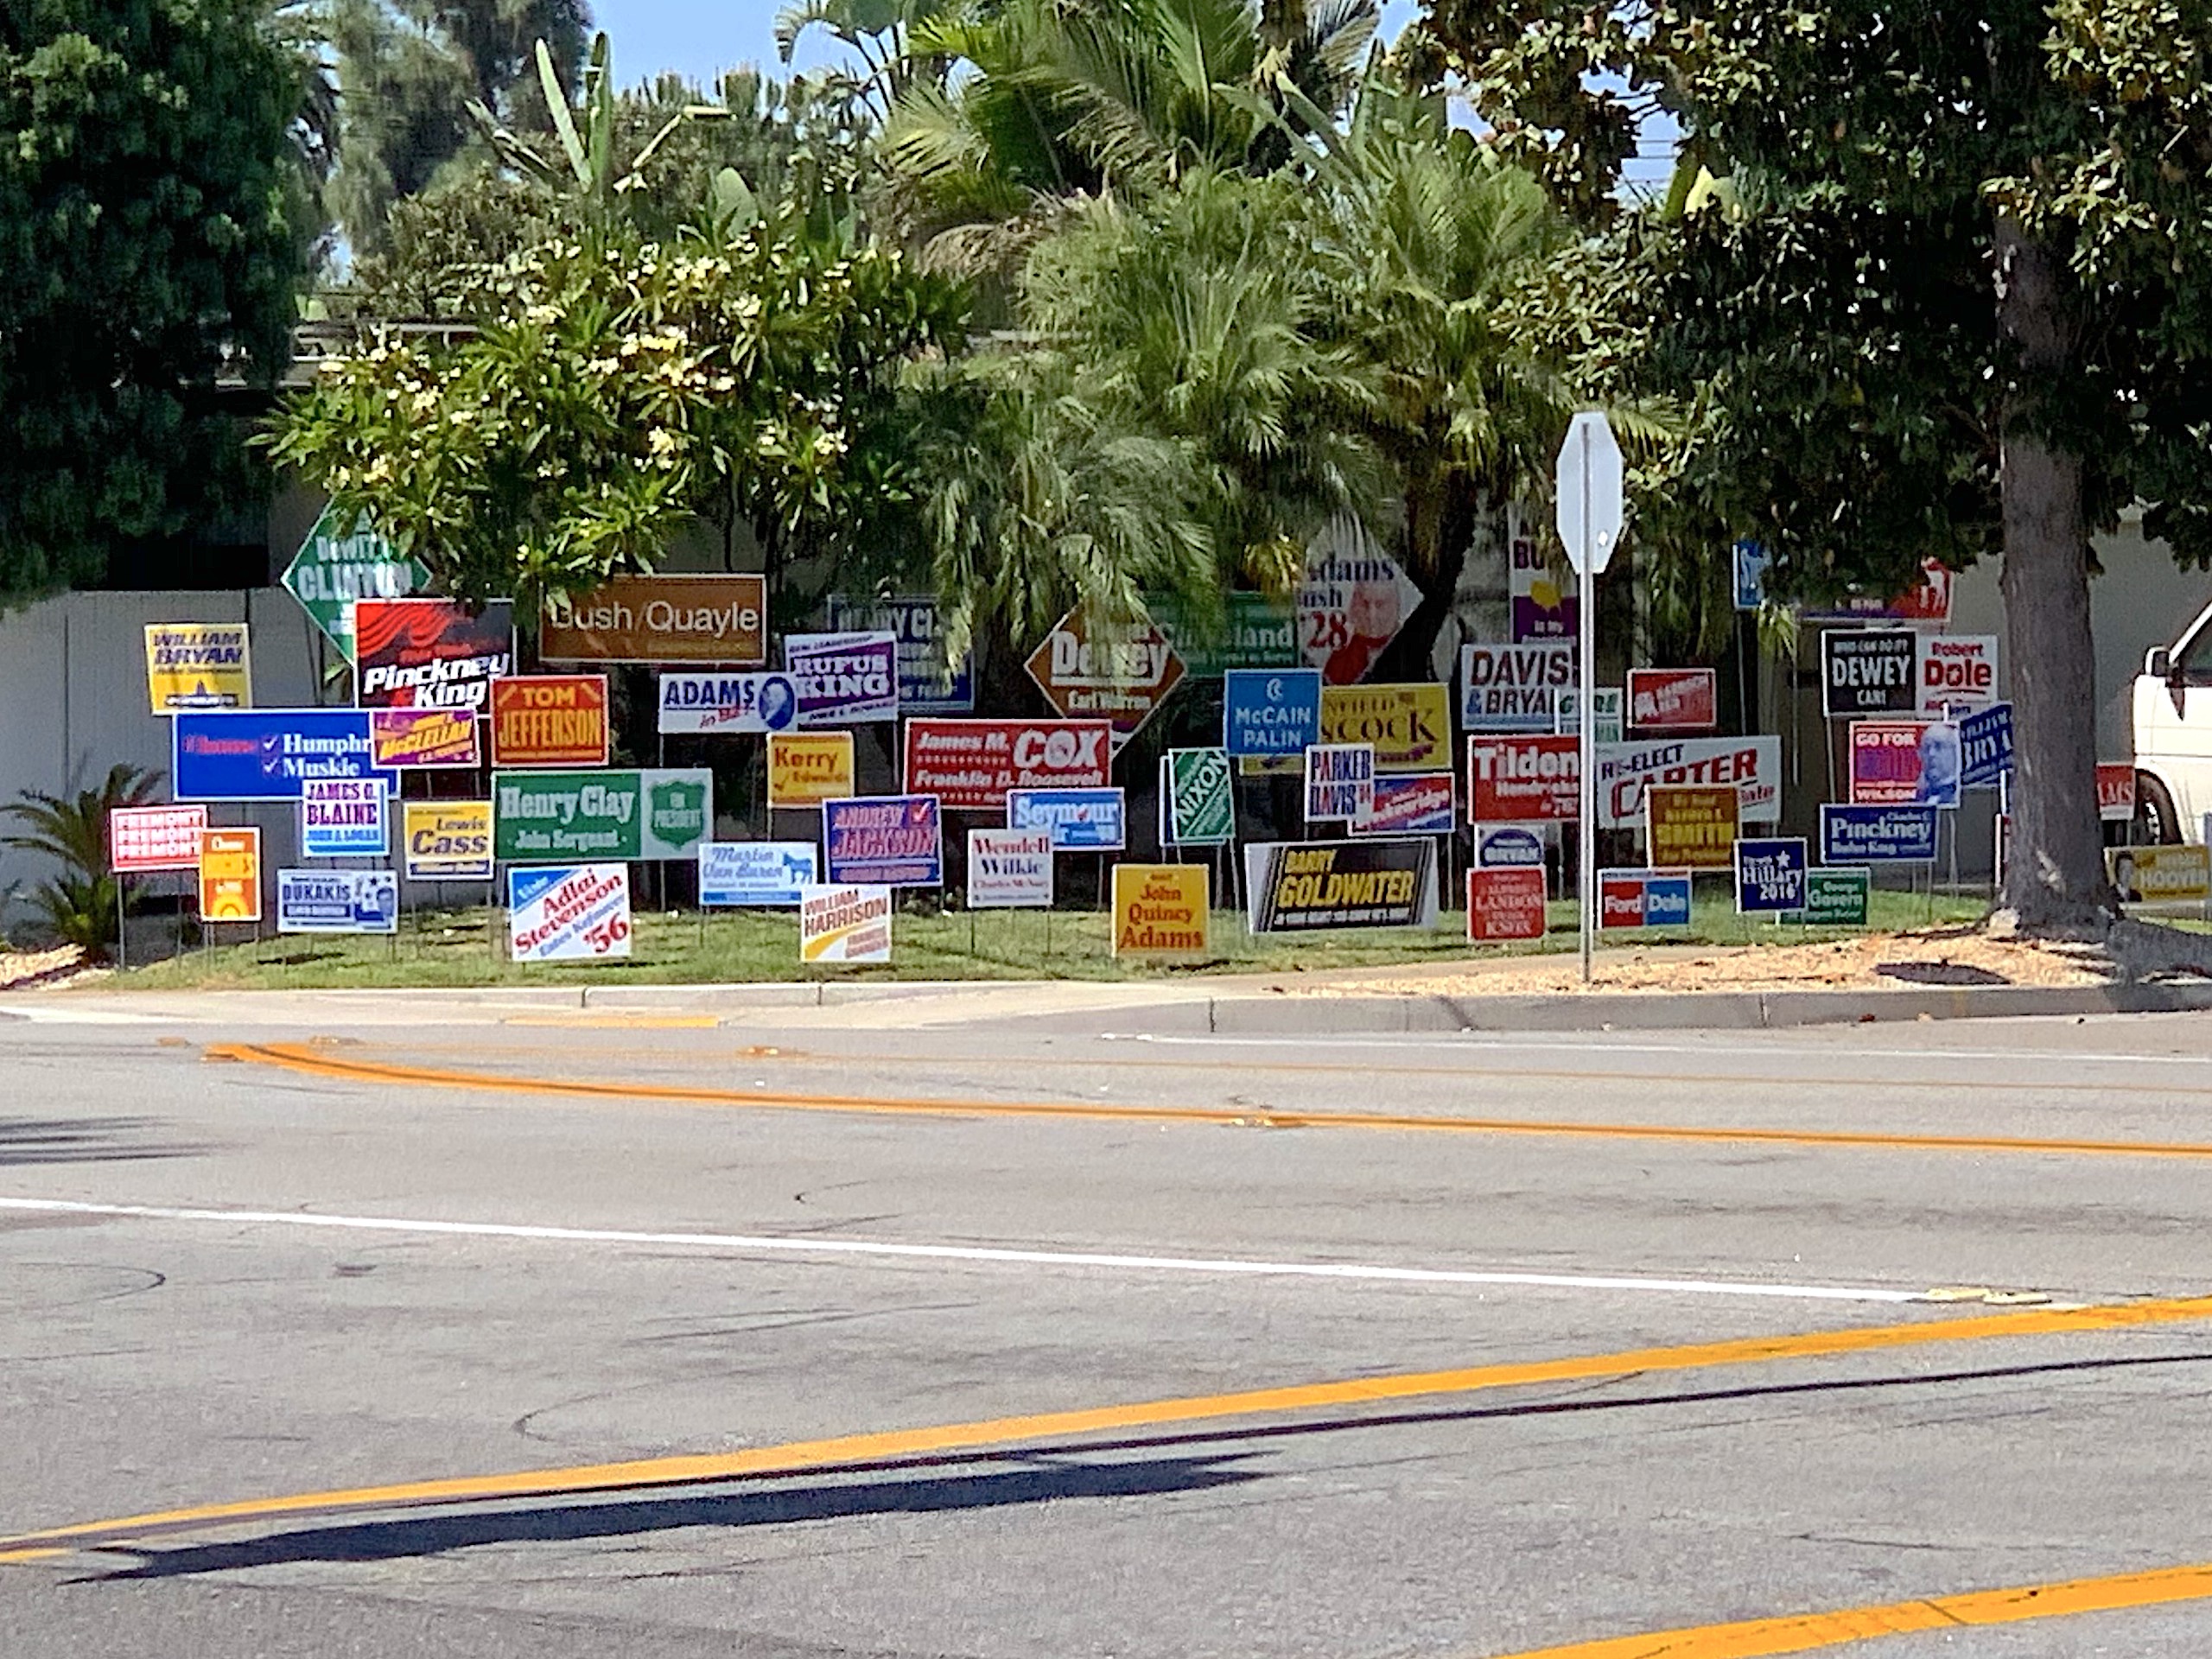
{"left": 1024, "top": 607, "right": 1185, "bottom": 748}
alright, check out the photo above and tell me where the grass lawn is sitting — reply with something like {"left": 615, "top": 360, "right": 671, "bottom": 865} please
{"left": 108, "top": 885, "right": 1991, "bottom": 992}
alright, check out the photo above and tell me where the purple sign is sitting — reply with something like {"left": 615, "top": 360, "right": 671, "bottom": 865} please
{"left": 823, "top": 794, "right": 943, "bottom": 886}
{"left": 785, "top": 632, "right": 899, "bottom": 725}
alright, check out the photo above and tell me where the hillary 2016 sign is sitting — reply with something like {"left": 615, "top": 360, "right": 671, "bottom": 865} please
{"left": 1468, "top": 735, "right": 1579, "bottom": 823}
{"left": 1223, "top": 669, "right": 1322, "bottom": 759}
{"left": 1305, "top": 744, "right": 1376, "bottom": 823}
{"left": 508, "top": 864, "right": 632, "bottom": 963}
{"left": 1599, "top": 869, "right": 1693, "bottom": 929}
{"left": 1821, "top": 804, "right": 1939, "bottom": 864}
{"left": 1595, "top": 736, "right": 1780, "bottom": 830}
{"left": 276, "top": 869, "right": 397, "bottom": 935}
{"left": 301, "top": 778, "right": 388, "bottom": 858}
{"left": 1821, "top": 629, "right": 1918, "bottom": 718}
{"left": 1244, "top": 840, "right": 1439, "bottom": 932}
{"left": 823, "top": 796, "right": 944, "bottom": 887}
{"left": 967, "top": 830, "right": 1054, "bottom": 909}
{"left": 174, "top": 710, "right": 397, "bottom": 802}
{"left": 1007, "top": 787, "right": 1126, "bottom": 851}
{"left": 493, "top": 770, "right": 713, "bottom": 861}
{"left": 1460, "top": 642, "right": 1574, "bottom": 733}
{"left": 110, "top": 804, "right": 209, "bottom": 874}
{"left": 1734, "top": 837, "right": 1808, "bottom": 913}
{"left": 353, "top": 598, "right": 514, "bottom": 710}
{"left": 698, "top": 842, "right": 818, "bottom": 906}
{"left": 903, "top": 719, "right": 1112, "bottom": 811}
{"left": 784, "top": 632, "right": 899, "bottom": 725}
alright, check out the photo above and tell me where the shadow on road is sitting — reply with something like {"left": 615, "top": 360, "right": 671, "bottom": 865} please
{"left": 0, "top": 1116, "right": 200, "bottom": 1167}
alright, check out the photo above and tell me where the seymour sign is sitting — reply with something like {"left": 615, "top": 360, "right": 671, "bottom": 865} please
{"left": 902, "top": 719, "right": 1112, "bottom": 810}
{"left": 1466, "top": 735, "right": 1579, "bottom": 823}
{"left": 540, "top": 575, "right": 766, "bottom": 665}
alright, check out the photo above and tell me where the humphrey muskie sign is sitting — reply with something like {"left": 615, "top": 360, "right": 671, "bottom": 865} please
{"left": 1243, "top": 840, "right": 1440, "bottom": 932}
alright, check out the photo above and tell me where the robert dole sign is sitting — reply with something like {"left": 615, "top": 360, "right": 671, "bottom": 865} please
{"left": 277, "top": 869, "right": 397, "bottom": 935}
{"left": 541, "top": 575, "right": 767, "bottom": 665}
{"left": 508, "top": 864, "right": 632, "bottom": 963}
{"left": 1111, "top": 865, "right": 1210, "bottom": 961}
{"left": 491, "top": 676, "right": 610, "bottom": 768}
{"left": 402, "top": 801, "right": 493, "bottom": 880}
{"left": 144, "top": 623, "right": 251, "bottom": 713}
{"left": 174, "top": 710, "right": 396, "bottom": 801}
{"left": 801, "top": 884, "right": 893, "bottom": 963}
{"left": 493, "top": 769, "right": 713, "bottom": 861}
{"left": 1244, "top": 840, "right": 1439, "bottom": 932}
{"left": 823, "top": 796, "right": 944, "bottom": 887}
{"left": 353, "top": 598, "right": 514, "bottom": 710}
{"left": 1460, "top": 642, "right": 1573, "bottom": 733}
{"left": 903, "top": 719, "right": 1112, "bottom": 810}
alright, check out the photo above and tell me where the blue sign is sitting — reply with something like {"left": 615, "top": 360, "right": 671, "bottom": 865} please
{"left": 1734, "top": 836, "right": 1808, "bottom": 913}
{"left": 1958, "top": 703, "right": 2013, "bottom": 791}
{"left": 1600, "top": 869, "right": 1693, "bottom": 929}
{"left": 276, "top": 869, "right": 397, "bottom": 935}
{"left": 1007, "top": 787, "right": 1127, "bottom": 851}
{"left": 823, "top": 795, "right": 943, "bottom": 886}
{"left": 1476, "top": 825, "right": 1547, "bottom": 868}
{"left": 1821, "top": 804, "right": 1939, "bottom": 864}
{"left": 1224, "top": 668, "right": 1322, "bottom": 758}
{"left": 824, "top": 594, "right": 974, "bottom": 714}
{"left": 697, "top": 842, "right": 818, "bottom": 907}
{"left": 174, "top": 710, "right": 397, "bottom": 802}
{"left": 1732, "top": 540, "right": 1772, "bottom": 612}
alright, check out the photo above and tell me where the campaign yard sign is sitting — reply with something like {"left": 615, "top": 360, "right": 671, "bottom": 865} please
{"left": 1594, "top": 736, "right": 1781, "bottom": 830}
{"left": 1645, "top": 785, "right": 1738, "bottom": 870}
{"left": 277, "top": 870, "right": 397, "bottom": 935}
{"left": 402, "top": 802, "right": 493, "bottom": 880}
{"left": 1460, "top": 642, "right": 1574, "bottom": 733}
{"left": 493, "top": 769, "right": 713, "bottom": 861}
{"left": 903, "top": 719, "right": 1113, "bottom": 810}
{"left": 1467, "top": 867, "right": 1548, "bottom": 941}
{"left": 1320, "top": 684, "right": 1452, "bottom": 772}
{"left": 658, "top": 671, "right": 801, "bottom": 734}
{"left": 1734, "top": 837, "right": 1809, "bottom": 914}
{"left": 1468, "top": 735, "right": 1579, "bottom": 823}
{"left": 768, "top": 733, "right": 855, "bottom": 808}
{"left": 824, "top": 796, "right": 944, "bottom": 887}
{"left": 824, "top": 594, "right": 974, "bottom": 713}
{"left": 353, "top": 598, "right": 514, "bottom": 711}
{"left": 1223, "top": 669, "right": 1322, "bottom": 758}
{"left": 1149, "top": 593, "right": 1300, "bottom": 677}
{"left": 370, "top": 707, "right": 480, "bottom": 770}
{"left": 2097, "top": 764, "right": 2137, "bottom": 823}
{"left": 1821, "top": 804, "right": 1940, "bottom": 864}
{"left": 1353, "top": 773, "right": 1455, "bottom": 836}
{"left": 110, "top": 804, "right": 208, "bottom": 874}
{"left": 1023, "top": 607, "right": 1185, "bottom": 746}
{"left": 967, "top": 830, "right": 1054, "bottom": 909}
{"left": 300, "top": 778, "right": 388, "bottom": 859}
{"left": 1111, "top": 865, "right": 1210, "bottom": 961}
{"left": 508, "top": 864, "right": 632, "bottom": 963}
{"left": 1850, "top": 720, "right": 1961, "bottom": 808}
{"left": 1474, "top": 825, "right": 1548, "bottom": 868}
{"left": 1784, "top": 867, "right": 1872, "bottom": 926}
{"left": 785, "top": 632, "right": 899, "bottom": 725}
{"left": 173, "top": 710, "right": 397, "bottom": 802}
{"left": 490, "top": 676, "right": 610, "bottom": 767}
{"left": 1958, "top": 704, "right": 2014, "bottom": 790}
{"left": 800, "top": 884, "right": 893, "bottom": 964}
{"left": 1162, "top": 749, "right": 1235, "bottom": 847}
{"left": 1298, "top": 538, "right": 1421, "bottom": 684}
{"left": 281, "top": 507, "right": 429, "bottom": 660}
{"left": 2109, "top": 843, "right": 2211, "bottom": 906}
{"left": 1918, "top": 634, "right": 1999, "bottom": 715}
{"left": 1626, "top": 668, "right": 1717, "bottom": 735}
{"left": 1554, "top": 688, "right": 1624, "bottom": 746}
{"left": 698, "top": 842, "right": 818, "bottom": 906}
{"left": 1245, "top": 841, "right": 1439, "bottom": 931}
{"left": 144, "top": 623, "right": 251, "bottom": 713}
{"left": 1821, "top": 629, "right": 1919, "bottom": 717}
{"left": 198, "top": 828, "right": 262, "bottom": 923}
{"left": 1599, "top": 869, "right": 1693, "bottom": 930}
{"left": 1305, "top": 744, "right": 1376, "bottom": 823}
{"left": 540, "top": 575, "right": 767, "bottom": 665}
{"left": 1007, "top": 787, "right": 1126, "bottom": 851}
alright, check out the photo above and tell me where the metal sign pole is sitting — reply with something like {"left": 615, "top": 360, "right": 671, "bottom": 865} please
{"left": 1577, "top": 438, "right": 1596, "bottom": 985}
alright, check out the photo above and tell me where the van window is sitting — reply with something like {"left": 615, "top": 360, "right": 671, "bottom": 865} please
{"left": 2178, "top": 623, "right": 2212, "bottom": 686}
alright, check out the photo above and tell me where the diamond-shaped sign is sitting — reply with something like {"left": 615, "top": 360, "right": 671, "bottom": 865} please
{"left": 282, "top": 505, "right": 431, "bottom": 661}
{"left": 1024, "top": 606, "right": 1186, "bottom": 749}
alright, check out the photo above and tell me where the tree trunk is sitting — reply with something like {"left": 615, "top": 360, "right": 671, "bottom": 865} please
{"left": 1374, "top": 467, "right": 1477, "bottom": 684}
{"left": 1993, "top": 215, "right": 2110, "bottom": 929}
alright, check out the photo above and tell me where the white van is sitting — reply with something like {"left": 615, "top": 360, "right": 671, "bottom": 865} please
{"left": 2132, "top": 600, "right": 2212, "bottom": 842}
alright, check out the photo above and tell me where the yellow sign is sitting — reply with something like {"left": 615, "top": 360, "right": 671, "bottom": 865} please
{"left": 769, "top": 732, "right": 855, "bottom": 809}
{"left": 145, "top": 622, "right": 251, "bottom": 713}
{"left": 1645, "top": 785, "right": 1738, "bottom": 869}
{"left": 197, "top": 828, "right": 262, "bottom": 923}
{"left": 1320, "top": 683, "right": 1452, "bottom": 772}
{"left": 1111, "top": 864, "right": 1210, "bottom": 962}
{"left": 2110, "top": 843, "right": 2210, "bottom": 906}
{"left": 402, "top": 801, "right": 493, "bottom": 880}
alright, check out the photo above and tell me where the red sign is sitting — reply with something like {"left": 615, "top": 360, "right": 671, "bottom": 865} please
{"left": 2097, "top": 764, "right": 2136, "bottom": 823}
{"left": 1803, "top": 558, "right": 1953, "bottom": 625}
{"left": 490, "top": 675, "right": 610, "bottom": 767}
{"left": 354, "top": 598, "right": 515, "bottom": 710}
{"left": 1849, "top": 720, "right": 1931, "bottom": 805}
{"left": 1626, "top": 668, "right": 1717, "bottom": 734}
{"left": 109, "top": 804, "right": 208, "bottom": 873}
{"left": 1023, "top": 607, "right": 1185, "bottom": 746}
{"left": 903, "top": 719, "right": 1114, "bottom": 810}
{"left": 1467, "top": 735, "right": 1579, "bottom": 823}
{"left": 1467, "top": 867, "right": 1547, "bottom": 941}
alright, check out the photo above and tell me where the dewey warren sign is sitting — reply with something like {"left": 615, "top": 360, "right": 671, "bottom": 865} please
{"left": 1024, "top": 607, "right": 1185, "bottom": 747}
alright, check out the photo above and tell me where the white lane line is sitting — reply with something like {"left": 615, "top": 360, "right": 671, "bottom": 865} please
{"left": 1105, "top": 1033, "right": 2212, "bottom": 1068}
{"left": 0, "top": 1197, "right": 1923, "bottom": 1305}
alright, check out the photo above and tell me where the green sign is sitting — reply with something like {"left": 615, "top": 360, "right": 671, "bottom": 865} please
{"left": 1786, "top": 866, "right": 1872, "bottom": 927}
{"left": 1555, "top": 688, "right": 1624, "bottom": 746}
{"left": 1163, "top": 747, "right": 1236, "bottom": 846}
{"left": 493, "top": 769, "right": 714, "bottom": 862}
{"left": 1149, "top": 593, "right": 1298, "bottom": 677}
{"left": 282, "top": 505, "right": 431, "bottom": 660}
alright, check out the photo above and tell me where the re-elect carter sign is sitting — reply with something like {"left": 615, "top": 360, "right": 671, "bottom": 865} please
{"left": 1595, "top": 736, "right": 1781, "bottom": 830}
{"left": 902, "top": 720, "right": 1112, "bottom": 810}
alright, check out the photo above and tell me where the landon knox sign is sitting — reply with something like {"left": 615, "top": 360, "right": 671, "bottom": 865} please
{"left": 493, "top": 769, "right": 713, "bottom": 861}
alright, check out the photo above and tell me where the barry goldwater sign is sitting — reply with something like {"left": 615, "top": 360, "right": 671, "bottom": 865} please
{"left": 967, "top": 829, "right": 1054, "bottom": 908}
{"left": 493, "top": 770, "right": 713, "bottom": 862}
{"left": 1244, "top": 840, "right": 1439, "bottom": 931}
{"left": 507, "top": 864, "right": 632, "bottom": 963}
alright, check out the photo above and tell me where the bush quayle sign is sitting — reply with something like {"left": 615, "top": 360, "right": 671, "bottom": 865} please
{"left": 301, "top": 778, "right": 388, "bottom": 858}
{"left": 1111, "top": 864, "right": 1210, "bottom": 961}
{"left": 1820, "top": 804, "right": 1939, "bottom": 864}
{"left": 967, "top": 830, "right": 1054, "bottom": 908}
{"left": 403, "top": 802, "right": 493, "bottom": 880}
{"left": 353, "top": 598, "right": 514, "bottom": 711}
{"left": 1223, "top": 669, "right": 1321, "bottom": 758}
{"left": 800, "top": 884, "right": 892, "bottom": 963}
{"left": 903, "top": 719, "right": 1112, "bottom": 810}
{"left": 1467, "top": 867, "right": 1548, "bottom": 941}
{"left": 1468, "top": 735, "right": 1579, "bottom": 823}
{"left": 1243, "top": 840, "right": 1439, "bottom": 932}
{"left": 1734, "top": 837, "right": 1809, "bottom": 913}
{"left": 541, "top": 575, "right": 767, "bottom": 665}
{"left": 1161, "top": 749, "right": 1234, "bottom": 847}
{"left": 1353, "top": 772, "right": 1455, "bottom": 836}
{"left": 784, "top": 632, "right": 899, "bottom": 725}
{"left": 823, "top": 796, "right": 944, "bottom": 887}
{"left": 698, "top": 842, "right": 817, "bottom": 906}
{"left": 1460, "top": 642, "right": 1573, "bottom": 733}
{"left": 1821, "top": 629, "right": 1918, "bottom": 717}
{"left": 1007, "top": 787, "right": 1126, "bottom": 851}
{"left": 508, "top": 864, "right": 632, "bottom": 963}
{"left": 824, "top": 594, "right": 973, "bottom": 713}
{"left": 111, "top": 804, "right": 209, "bottom": 874}
{"left": 660, "top": 672, "right": 801, "bottom": 734}
{"left": 174, "top": 710, "right": 397, "bottom": 802}
{"left": 277, "top": 869, "right": 397, "bottom": 935}
{"left": 1595, "top": 736, "right": 1781, "bottom": 830}
{"left": 1599, "top": 869, "right": 1693, "bottom": 929}
{"left": 1023, "top": 607, "right": 1185, "bottom": 746}
{"left": 1305, "top": 744, "right": 1376, "bottom": 823}
{"left": 493, "top": 769, "right": 713, "bottom": 861}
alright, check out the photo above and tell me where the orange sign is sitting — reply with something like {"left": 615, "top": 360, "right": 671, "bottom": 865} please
{"left": 540, "top": 575, "right": 766, "bottom": 665}
{"left": 491, "top": 675, "right": 610, "bottom": 767}
{"left": 1110, "top": 864, "right": 1210, "bottom": 962}
{"left": 768, "top": 732, "right": 855, "bottom": 809}
{"left": 198, "top": 828, "right": 262, "bottom": 923}
{"left": 1644, "top": 785, "right": 1738, "bottom": 869}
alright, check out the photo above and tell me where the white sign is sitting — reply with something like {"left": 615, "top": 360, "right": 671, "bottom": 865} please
{"left": 1556, "top": 410, "right": 1624, "bottom": 575}
{"left": 800, "top": 884, "right": 893, "bottom": 963}
{"left": 697, "top": 842, "right": 818, "bottom": 906}
{"left": 1595, "top": 736, "right": 1783, "bottom": 829}
{"left": 1298, "top": 522, "right": 1424, "bottom": 684}
{"left": 1305, "top": 744, "right": 1376, "bottom": 823}
{"left": 1555, "top": 687, "right": 1624, "bottom": 745}
{"left": 1460, "top": 642, "right": 1575, "bottom": 732}
{"left": 967, "top": 830, "right": 1054, "bottom": 909}
{"left": 658, "top": 671, "right": 800, "bottom": 734}
{"left": 508, "top": 864, "right": 632, "bottom": 963}
{"left": 276, "top": 869, "right": 398, "bottom": 934}
{"left": 300, "top": 778, "right": 388, "bottom": 858}
{"left": 1917, "top": 633, "right": 1999, "bottom": 715}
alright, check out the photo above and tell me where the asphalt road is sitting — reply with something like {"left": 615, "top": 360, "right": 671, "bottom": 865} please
{"left": 6, "top": 991, "right": 2212, "bottom": 1656}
